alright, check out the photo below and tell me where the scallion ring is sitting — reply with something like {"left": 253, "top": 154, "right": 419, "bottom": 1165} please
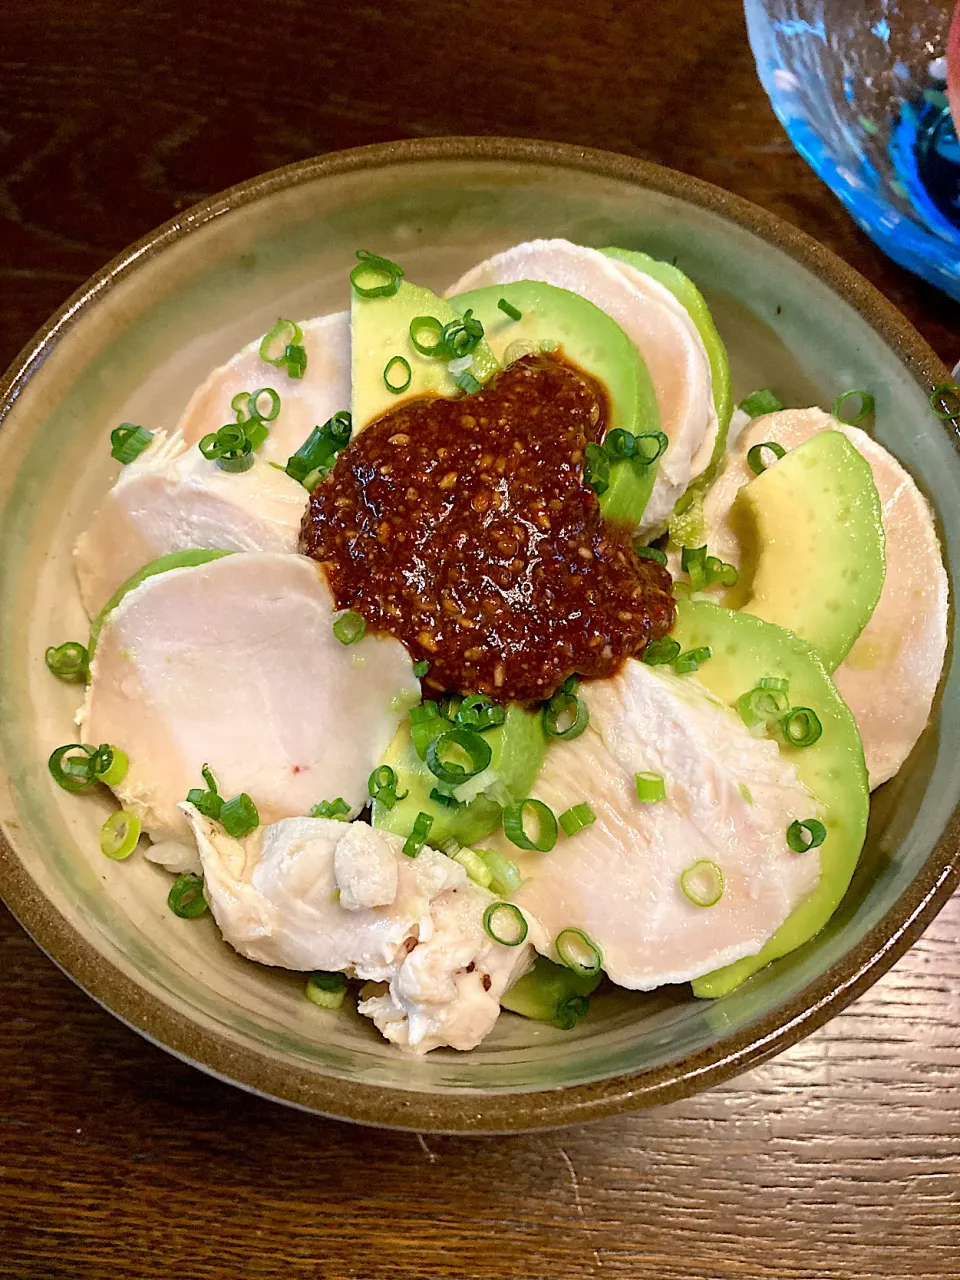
{"left": 930, "top": 381, "right": 960, "bottom": 420}
{"left": 311, "top": 797, "right": 351, "bottom": 820}
{"left": 673, "top": 645, "right": 711, "bottom": 674}
{"left": 220, "top": 792, "right": 259, "bottom": 839}
{"left": 260, "top": 318, "right": 303, "bottom": 367}
{"left": 482, "top": 901, "right": 528, "bottom": 947}
{"left": 455, "top": 693, "right": 505, "bottom": 733}
{"left": 635, "top": 772, "right": 665, "bottom": 803}
{"left": 403, "top": 811, "right": 433, "bottom": 858}
{"left": 96, "top": 746, "right": 129, "bottom": 787}
{"left": 455, "top": 369, "right": 482, "bottom": 394}
{"left": 642, "top": 638, "right": 681, "bottom": 666}
{"left": 429, "top": 787, "right": 462, "bottom": 809}
{"left": 350, "top": 249, "right": 404, "bottom": 299}
{"left": 332, "top": 610, "right": 366, "bottom": 645}
{"left": 383, "top": 355, "right": 412, "bottom": 394}
{"left": 604, "top": 428, "right": 637, "bottom": 461}
{"left": 780, "top": 706, "right": 823, "bottom": 748}
{"left": 759, "top": 676, "right": 788, "bottom": 692}
{"left": 305, "top": 971, "right": 348, "bottom": 1009}
{"left": 555, "top": 994, "right": 591, "bottom": 1030}
{"left": 680, "top": 859, "right": 725, "bottom": 907}
{"left": 451, "top": 847, "right": 493, "bottom": 889}
{"left": 786, "top": 818, "right": 827, "bottom": 852}
{"left": 476, "top": 848, "right": 521, "bottom": 895}
{"left": 409, "top": 315, "right": 446, "bottom": 357}
{"left": 737, "top": 685, "right": 790, "bottom": 729}
{"left": 542, "top": 690, "right": 589, "bottom": 740}
{"left": 248, "top": 387, "right": 281, "bottom": 421}
{"left": 555, "top": 927, "right": 603, "bottom": 976}
{"left": 681, "top": 545, "right": 708, "bottom": 591}
{"left": 217, "top": 446, "right": 254, "bottom": 473}
{"left": 425, "top": 726, "right": 492, "bottom": 786}
{"left": 558, "top": 803, "right": 596, "bottom": 837}
{"left": 833, "top": 389, "right": 875, "bottom": 425}
{"left": 368, "top": 764, "right": 408, "bottom": 810}
{"left": 583, "top": 441, "right": 610, "bottom": 495}
{"left": 441, "top": 309, "right": 484, "bottom": 359}
{"left": 497, "top": 298, "right": 522, "bottom": 321}
{"left": 45, "top": 641, "right": 89, "bottom": 683}
{"left": 633, "top": 542, "right": 668, "bottom": 568}
{"left": 285, "top": 410, "right": 352, "bottom": 485}
{"left": 167, "top": 872, "right": 208, "bottom": 919}
{"left": 747, "top": 441, "right": 786, "bottom": 475}
{"left": 100, "top": 809, "right": 141, "bottom": 861}
{"left": 633, "top": 431, "right": 669, "bottom": 465}
{"left": 503, "top": 798, "right": 558, "bottom": 853}
{"left": 110, "top": 423, "right": 154, "bottom": 465}
{"left": 704, "top": 555, "right": 739, "bottom": 588}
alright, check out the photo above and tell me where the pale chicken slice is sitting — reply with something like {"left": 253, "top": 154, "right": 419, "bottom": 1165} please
{"left": 686, "top": 407, "right": 948, "bottom": 788}
{"left": 80, "top": 552, "right": 419, "bottom": 841}
{"left": 176, "top": 311, "right": 350, "bottom": 466}
{"left": 185, "top": 810, "right": 534, "bottom": 1053}
{"left": 490, "top": 661, "right": 819, "bottom": 990}
{"left": 73, "top": 429, "right": 307, "bottom": 616}
{"left": 448, "top": 239, "right": 716, "bottom": 535}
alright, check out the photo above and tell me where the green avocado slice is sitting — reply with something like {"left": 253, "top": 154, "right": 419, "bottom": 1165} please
{"left": 734, "top": 431, "right": 885, "bottom": 671}
{"left": 372, "top": 703, "right": 548, "bottom": 848}
{"left": 501, "top": 956, "right": 602, "bottom": 1024}
{"left": 601, "top": 246, "right": 733, "bottom": 492}
{"left": 669, "top": 600, "right": 869, "bottom": 998}
{"left": 88, "top": 549, "right": 233, "bottom": 660}
{"left": 449, "top": 280, "right": 661, "bottom": 528}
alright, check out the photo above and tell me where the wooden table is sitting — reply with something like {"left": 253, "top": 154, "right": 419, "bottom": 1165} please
{"left": 2, "top": 2, "right": 958, "bottom": 1275}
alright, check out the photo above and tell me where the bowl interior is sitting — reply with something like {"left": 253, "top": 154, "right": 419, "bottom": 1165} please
{"left": 0, "top": 148, "right": 956, "bottom": 1127}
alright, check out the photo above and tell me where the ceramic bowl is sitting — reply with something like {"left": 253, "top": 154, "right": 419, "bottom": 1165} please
{"left": 0, "top": 138, "right": 957, "bottom": 1133}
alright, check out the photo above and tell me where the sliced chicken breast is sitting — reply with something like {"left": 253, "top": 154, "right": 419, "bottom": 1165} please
{"left": 490, "top": 661, "right": 819, "bottom": 989}
{"left": 74, "top": 430, "right": 307, "bottom": 616}
{"left": 185, "top": 809, "right": 533, "bottom": 1053}
{"left": 176, "top": 311, "right": 350, "bottom": 466}
{"left": 80, "top": 553, "right": 419, "bottom": 841}
{"left": 448, "top": 239, "right": 716, "bottom": 535}
{"left": 686, "top": 407, "right": 949, "bottom": 787}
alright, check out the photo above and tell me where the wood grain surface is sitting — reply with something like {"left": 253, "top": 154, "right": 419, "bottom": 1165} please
{"left": 1, "top": 1, "right": 959, "bottom": 1276}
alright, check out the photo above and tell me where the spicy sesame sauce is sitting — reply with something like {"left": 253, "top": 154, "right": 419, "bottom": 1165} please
{"left": 300, "top": 353, "right": 675, "bottom": 704}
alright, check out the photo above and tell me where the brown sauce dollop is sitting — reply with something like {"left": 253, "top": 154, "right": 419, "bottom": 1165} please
{"left": 300, "top": 353, "right": 675, "bottom": 704}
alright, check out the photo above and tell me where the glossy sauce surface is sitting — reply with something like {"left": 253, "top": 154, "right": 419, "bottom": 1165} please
{"left": 301, "top": 354, "right": 675, "bottom": 703}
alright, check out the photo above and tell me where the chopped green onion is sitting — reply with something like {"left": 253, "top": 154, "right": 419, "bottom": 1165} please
{"left": 633, "top": 542, "right": 668, "bottom": 567}
{"left": 368, "top": 764, "right": 408, "bottom": 810}
{"left": 441, "top": 309, "right": 484, "bottom": 359}
{"left": 286, "top": 411, "right": 352, "bottom": 487}
{"left": 555, "top": 928, "right": 603, "bottom": 976}
{"left": 930, "top": 381, "right": 960, "bottom": 420}
{"left": 110, "top": 423, "right": 154, "bottom": 464}
{"left": 100, "top": 809, "right": 141, "bottom": 861}
{"left": 642, "top": 638, "right": 681, "bottom": 666}
{"left": 217, "top": 448, "right": 255, "bottom": 474}
{"left": 759, "top": 676, "right": 788, "bottom": 692}
{"left": 497, "top": 298, "right": 523, "bottom": 322}
{"left": 681, "top": 545, "right": 708, "bottom": 591}
{"left": 503, "top": 798, "right": 558, "bottom": 853}
{"left": 243, "top": 418, "right": 269, "bottom": 452}
{"left": 747, "top": 441, "right": 786, "bottom": 475}
{"left": 425, "top": 726, "right": 492, "bottom": 786}
{"left": 787, "top": 817, "right": 827, "bottom": 852}
{"left": 780, "top": 706, "right": 823, "bottom": 748}
{"left": 635, "top": 771, "right": 665, "bottom": 803}
{"left": 555, "top": 994, "right": 591, "bottom": 1030}
{"left": 311, "top": 797, "right": 351, "bottom": 821}
{"left": 197, "top": 422, "right": 254, "bottom": 472}
{"left": 305, "top": 971, "right": 348, "bottom": 1009}
{"left": 558, "top": 803, "right": 596, "bottom": 837}
{"left": 739, "top": 388, "right": 784, "bottom": 418}
{"left": 483, "top": 901, "right": 528, "bottom": 947}
{"left": 96, "top": 746, "right": 129, "bottom": 787}
{"left": 186, "top": 763, "right": 223, "bottom": 819}
{"left": 633, "top": 431, "right": 669, "bottom": 465}
{"left": 413, "top": 660, "right": 430, "bottom": 678}
{"left": 403, "top": 811, "right": 433, "bottom": 858}
{"left": 454, "top": 369, "right": 482, "bottom": 395}
{"left": 220, "top": 792, "right": 259, "bottom": 839}
{"left": 350, "top": 249, "right": 404, "bottom": 299}
{"left": 833, "top": 389, "right": 874, "bottom": 424}
{"left": 455, "top": 693, "right": 505, "bottom": 733}
{"left": 383, "top": 355, "right": 412, "bottom": 394}
{"left": 429, "top": 787, "right": 462, "bottom": 808}
{"left": 438, "top": 692, "right": 463, "bottom": 722}
{"left": 247, "top": 387, "right": 281, "bottom": 421}
{"left": 737, "top": 685, "right": 790, "bottom": 729}
{"left": 476, "top": 848, "right": 521, "bottom": 896}
{"left": 409, "top": 700, "right": 444, "bottom": 759}
{"left": 260, "top": 318, "right": 303, "bottom": 366}
{"left": 333, "top": 610, "right": 366, "bottom": 645}
{"left": 583, "top": 441, "right": 610, "bottom": 495}
{"left": 680, "top": 859, "right": 725, "bottom": 907}
{"left": 48, "top": 743, "right": 124, "bottom": 793}
{"left": 409, "top": 315, "right": 445, "bottom": 357}
{"left": 673, "top": 646, "right": 711, "bottom": 674}
{"left": 604, "top": 428, "right": 636, "bottom": 461}
{"left": 542, "top": 689, "right": 590, "bottom": 740}
{"left": 167, "top": 872, "right": 208, "bottom": 919}
{"left": 704, "top": 555, "right": 739, "bottom": 588}
{"left": 45, "top": 641, "right": 89, "bottom": 683}
{"left": 284, "top": 343, "right": 307, "bottom": 379}
{"left": 231, "top": 390, "right": 255, "bottom": 422}
{"left": 451, "top": 846, "right": 493, "bottom": 888}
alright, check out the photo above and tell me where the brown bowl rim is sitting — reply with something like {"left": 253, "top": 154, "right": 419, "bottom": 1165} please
{"left": 0, "top": 135, "right": 956, "bottom": 1133}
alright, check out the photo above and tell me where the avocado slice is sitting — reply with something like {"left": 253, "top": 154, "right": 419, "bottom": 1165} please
{"left": 372, "top": 703, "right": 548, "bottom": 848}
{"left": 669, "top": 600, "right": 869, "bottom": 998}
{"left": 88, "top": 548, "right": 233, "bottom": 660}
{"left": 501, "top": 955, "right": 602, "bottom": 1024}
{"left": 449, "top": 280, "right": 661, "bottom": 528}
{"left": 351, "top": 279, "right": 498, "bottom": 433}
{"left": 733, "top": 431, "right": 885, "bottom": 671}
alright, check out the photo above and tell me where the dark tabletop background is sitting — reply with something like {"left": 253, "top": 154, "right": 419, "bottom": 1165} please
{"left": 2, "top": 2, "right": 959, "bottom": 1276}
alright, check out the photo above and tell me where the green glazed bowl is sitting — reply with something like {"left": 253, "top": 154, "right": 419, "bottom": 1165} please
{"left": 0, "top": 138, "right": 956, "bottom": 1133}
